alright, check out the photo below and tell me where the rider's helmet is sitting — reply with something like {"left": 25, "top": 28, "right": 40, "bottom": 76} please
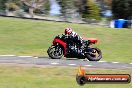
{"left": 65, "top": 28, "right": 73, "bottom": 35}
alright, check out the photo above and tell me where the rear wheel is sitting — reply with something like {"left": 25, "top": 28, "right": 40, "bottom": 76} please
{"left": 47, "top": 45, "right": 63, "bottom": 59}
{"left": 85, "top": 48, "right": 102, "bottom": 61}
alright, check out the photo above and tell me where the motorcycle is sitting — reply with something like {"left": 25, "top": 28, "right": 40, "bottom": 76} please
{"left": 47, "top": 34, "right": 102, "bottom": 61}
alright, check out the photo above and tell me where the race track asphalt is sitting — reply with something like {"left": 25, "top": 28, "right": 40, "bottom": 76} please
{"left": 0, "top": 56, "right": 132, "bottom": 70}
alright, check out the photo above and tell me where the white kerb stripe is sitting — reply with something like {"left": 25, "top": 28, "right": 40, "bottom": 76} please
{"left": 68, "top": 64, "right": 76, "bottom": 66}
{"left": 112, "top": 62, "right": 119, "bottom": 63}
{"left": 34, "top": 57, "right": 38, "bottom": 58}
{"left": 18, "top": 56, "right": 33, "bottom": 58}
{"left": 84, "top": 65, "right": 92, "bottom": 67}
{"left": 0, "top": 55, "right": 16, "bottom": 56}
{"left": 51, "top": 63, "right": 59, "bottom": 65}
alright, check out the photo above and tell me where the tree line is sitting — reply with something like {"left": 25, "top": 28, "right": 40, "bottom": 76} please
{"left": 0, "top": 0, "right": 132, "bottom": 20}
{"left": 112, "top": 0, "right": 132, "bottom": 20}
{"left": 0, "top": 0, "right": 101, "bottom": 20}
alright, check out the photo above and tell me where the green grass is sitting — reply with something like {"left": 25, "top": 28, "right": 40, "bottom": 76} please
{"left": 0, "top": 17, "right": 132, "bottom": 63}
{"left": 0, "top": 65, "right": 131, "bottom": 88}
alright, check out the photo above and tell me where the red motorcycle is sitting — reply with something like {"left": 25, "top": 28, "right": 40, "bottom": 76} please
{"left": 47, "top": 34, "right": 102, "bottom": 61}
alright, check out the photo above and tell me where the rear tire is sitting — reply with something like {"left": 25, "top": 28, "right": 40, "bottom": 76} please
{"left": 47, "top": 45, "right": 63, "bottom": 59}
{"left": 85, "top": 48, "right": 102, "bottom": 61}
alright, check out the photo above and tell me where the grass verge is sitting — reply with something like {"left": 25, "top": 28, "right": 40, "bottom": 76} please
{"left": 0, "top": 17, "right": 132, "bottom": 63}
{"left": 0, "top": 65, "right": 131, "bottom": 88}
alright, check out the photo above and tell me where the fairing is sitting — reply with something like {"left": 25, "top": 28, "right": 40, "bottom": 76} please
{"left": 83, "top": 38, "right": 98, "bottom": 44}
{"left": 53, "top": 38, "right": 67, "bottom": 56}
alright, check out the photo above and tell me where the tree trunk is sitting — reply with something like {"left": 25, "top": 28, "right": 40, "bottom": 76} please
{"left": 29, "top": 7, "right": 34, "bottom": 18}
{"left": 128, "top": 16, "right": 132, "bottom": 29}
{"left": 130, "top": 16, "right": 132, "bottom": 29}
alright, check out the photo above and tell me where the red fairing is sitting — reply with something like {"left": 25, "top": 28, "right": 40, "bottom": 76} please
{"left": 53, "top": 38, "right": 67, "bottom": 56}
{"left": 88, "top": 38, "right": 98, "bottom": 44}
{"left": 83, "top": 38, "right": 98, "bottom": 44}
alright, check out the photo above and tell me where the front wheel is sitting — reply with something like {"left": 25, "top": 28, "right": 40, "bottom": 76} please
{"left": 47, "top": 45, "right": 63, "bottom": 59}
{"left": 85, "top": 48, "right": 102, "bottom": 61}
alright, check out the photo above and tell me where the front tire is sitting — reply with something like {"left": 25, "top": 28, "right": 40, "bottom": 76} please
{"left": 85, "top": 48, "right": 102, "bottom": 61}
{"left": 47, "top": 45, "right": 63, "bottom": 59}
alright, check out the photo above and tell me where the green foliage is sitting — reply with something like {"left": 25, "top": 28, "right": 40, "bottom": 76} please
{"left": 20, "top": 2, "right": 29, "bottom": 12}
{"left": 6, "top": 2, "right": 20, "bottom": 11}
{"left": 0, "top": 0, "right": 102, "bottom": 20}
{"left": 82, "top": 0, "right": 101, "bottom": 20}
{"left": 9, "top": 0, "right": 21, "bottom": 5}
{"left": 0, "top": 0, "right": 20, "bottom": 12}
{"left": 74, "top": 0, "right": 86, "bottom": 16}
{"left": 58, "top": 0, "right": 101, "bottom": 20}
{"left": 43, "top": 0, "right": 50, "bottom": 14}
{"left": 57, "top": 0, "right": 76, "bottom": 18}
{"left": 112, "top": 0, "right": 132, "bottom": 19}
{"left": 0, "top": 0, "right": 8, "bottom": 10}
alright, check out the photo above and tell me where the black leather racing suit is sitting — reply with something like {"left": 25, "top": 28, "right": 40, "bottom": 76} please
{"left": 66, "top": 32, "right": 83, "bottom": 54}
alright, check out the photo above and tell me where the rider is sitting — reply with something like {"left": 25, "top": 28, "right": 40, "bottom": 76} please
{"left": 64, "top": 28, "right": 84, "bottom": 49}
